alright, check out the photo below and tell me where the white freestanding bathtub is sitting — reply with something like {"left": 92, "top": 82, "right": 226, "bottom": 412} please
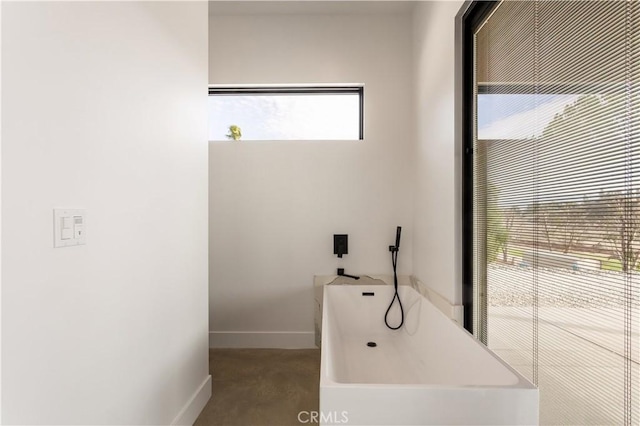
{"left": 320, "top": 285, "right": 538, "bottom": 425}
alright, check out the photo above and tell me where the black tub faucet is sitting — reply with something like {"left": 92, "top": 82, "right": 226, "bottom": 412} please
{"left": 337, "top": 268, "right": 360, "bottom": 280}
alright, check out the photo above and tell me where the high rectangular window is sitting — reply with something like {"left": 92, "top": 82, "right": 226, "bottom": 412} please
{"left": 208, "top": 86, "right": 364, "bottom": 141}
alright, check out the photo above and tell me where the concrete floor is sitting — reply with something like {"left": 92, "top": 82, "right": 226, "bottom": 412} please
{"left": 195, "top": 348, "right": 320, "bottom": 426}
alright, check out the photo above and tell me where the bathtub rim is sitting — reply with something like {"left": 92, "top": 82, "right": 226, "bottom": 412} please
{"left": 320, "top": 284, "right": 537, "bottom": 391}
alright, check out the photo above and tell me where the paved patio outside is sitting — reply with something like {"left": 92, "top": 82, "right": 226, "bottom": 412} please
{"left": 486, "top": 266, "right": 639, "bottom": 425}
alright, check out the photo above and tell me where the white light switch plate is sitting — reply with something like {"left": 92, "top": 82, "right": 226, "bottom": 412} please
{"left": 54, "top": 208, "right": 86, "bottom": 248}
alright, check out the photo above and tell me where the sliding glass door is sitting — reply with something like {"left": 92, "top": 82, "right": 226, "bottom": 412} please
{"left": 466, "top": 1, "right": 639, "bottom": 424}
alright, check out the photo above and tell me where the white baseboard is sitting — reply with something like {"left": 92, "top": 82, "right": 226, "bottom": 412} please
{"left": 171, "top": 375, "right": 212, "bottom": 426}
{"left": 209, "top": 331, "right": 316, "bottom": 348}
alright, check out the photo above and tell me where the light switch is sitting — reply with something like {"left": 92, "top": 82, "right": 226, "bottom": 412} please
{"left": 54, "top": 209, "right": 86, "bottom": 248}
{"left": 61, "top": 217, "right": 73, "bottom": 240}
{"left": 73, "top": 216, "right": 83, "bottom": 239}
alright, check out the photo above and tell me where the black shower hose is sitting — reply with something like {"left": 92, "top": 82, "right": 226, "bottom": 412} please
{"left": 384, "top": 247, "right": 405, "bottom": 330}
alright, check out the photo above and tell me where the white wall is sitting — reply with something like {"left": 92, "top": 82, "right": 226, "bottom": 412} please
{"left": 0, "top": 1, "right": 3, "bottom": 418}
{"left": 209, "top": 10, "right": 414, "bottom": 346}
{"left": 2, "top": 2, "right": 210, "bottom": 424}
{"left": 412, "top": 0, "right": 465, "bottom": 305}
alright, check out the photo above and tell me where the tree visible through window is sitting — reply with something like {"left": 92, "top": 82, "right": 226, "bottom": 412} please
{"left": 208, "top": 86, "right": 364, "bottom": 141}
{"left": 484, "top": 94, "right": 639, "bottom": 273}
{"left": 469, "top": 1, "right": 639, "bottom": 424}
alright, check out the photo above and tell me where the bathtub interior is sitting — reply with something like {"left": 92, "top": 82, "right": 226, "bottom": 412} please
{"left": 321, "top": 284, "right": 535, "bottom": 388}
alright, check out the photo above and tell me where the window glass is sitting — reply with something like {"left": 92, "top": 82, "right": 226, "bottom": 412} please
{"left": 208, "top": 87, "right": 363, "bottom": 141}
{"left": 478, "top": 94, "right": 580, "bottom": 140}
{"left": 469, "top": 1, "right": 639, "bottom": 424}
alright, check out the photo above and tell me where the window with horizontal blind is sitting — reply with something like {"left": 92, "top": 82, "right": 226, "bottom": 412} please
{"left": 464, "top": 1, "right": 639, "bottom": 424}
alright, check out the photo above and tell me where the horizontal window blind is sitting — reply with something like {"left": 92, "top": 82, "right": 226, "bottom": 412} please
{"left": 472, "top": 1, "right": 639, "bottom": 424}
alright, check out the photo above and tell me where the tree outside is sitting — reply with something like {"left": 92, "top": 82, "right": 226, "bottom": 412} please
{"left": 487, "top": 94, "right": 638, "bottom": 272}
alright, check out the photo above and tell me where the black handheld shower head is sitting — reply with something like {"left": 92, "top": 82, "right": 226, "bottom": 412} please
{"left": 385, "top": 225, "right": 404, "bottom": 330}
{"left": 389, "top": 226, "right": 402, "bottom": 253}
